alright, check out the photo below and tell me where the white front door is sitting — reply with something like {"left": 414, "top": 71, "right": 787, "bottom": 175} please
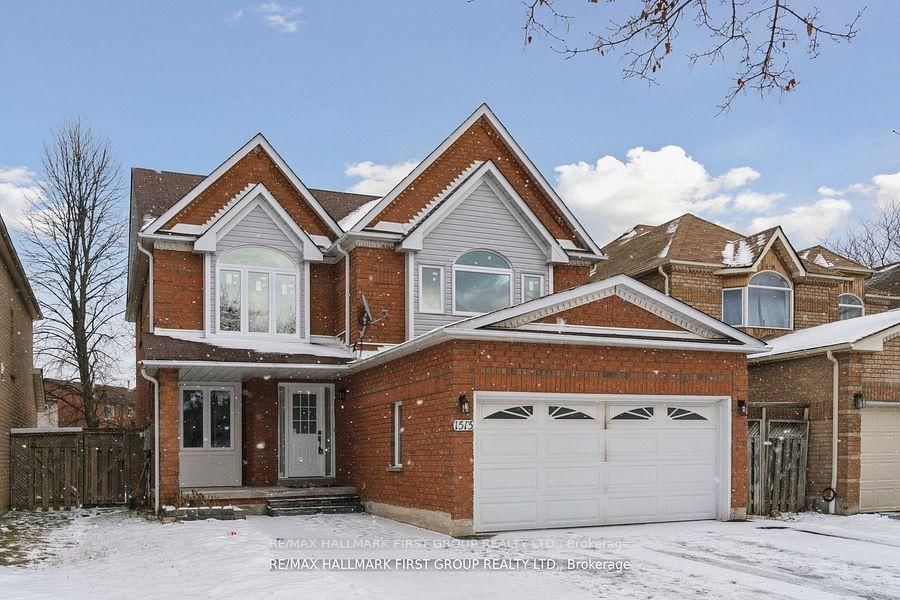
{"left": 284, "top": 385, "right": 326, "bottom": 478}
{"left": 474, "top": 395, "right": 723, "bottom": 532}
{"left": 861, "top": 407, "right": 900, "bottom": 512}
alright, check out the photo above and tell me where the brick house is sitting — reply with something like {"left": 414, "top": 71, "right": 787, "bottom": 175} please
{"left": 42, "top": 378, "right": 137, "bottom": 428}
{"left": 127, "top": 105, "right": 763, "bottom": 534}
{"left": 0, "top": 211, "right": 43, "bottom": 512}
{"left": 594, "top": 214, "right": 900, "bottom": 514}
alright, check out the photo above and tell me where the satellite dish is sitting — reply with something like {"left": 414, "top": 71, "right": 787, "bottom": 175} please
{"left": 360, "top": 293, "right": 374, "bottom": 326}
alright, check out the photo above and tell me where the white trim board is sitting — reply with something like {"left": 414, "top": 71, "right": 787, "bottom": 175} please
{"left": 143, "top": 133, "right": 343, "bottom": 239}
{"left": 349, "top": 104, "right": 604, "bottom": 257}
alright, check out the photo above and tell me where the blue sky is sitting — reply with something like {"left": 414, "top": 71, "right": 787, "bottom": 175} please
{"left": 1, "top": 0, "right": 898, "bottom": 248}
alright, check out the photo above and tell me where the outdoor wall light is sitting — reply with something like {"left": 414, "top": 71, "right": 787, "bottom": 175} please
{"left": 853, "top": 392, "right": 866, "bottom": 409}
{"left": 737, "top": 399, "right": 748, "bottom": 416}
{"left": 337, "top": 388, "right": 348, "bottom": 402}
{"left": 458, "top": 393, "right": 470, "bottom": 414}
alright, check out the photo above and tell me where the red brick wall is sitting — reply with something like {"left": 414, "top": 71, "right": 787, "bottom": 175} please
{"left": 157, "top": 369, "right": 180, "bottom": 505}
{"left": 553, "top": 264, "right": 591, "bottom": 291}
{"left": 539, "top": 295, "right": 683, "bottom": 330}
{"left": 373, "top": 117, "right": 579, "bottom": 244}
{"left": 242, "top": 377, "right": 279, "bottom": 486}
{"left": 861, "top": 336, "right": 900, "bottom": 403}
{"left": 310, "top": 262, "right": 340, "bottom": 337}
{"left": 0, "top": 261, "right": 36, "bottom": 511}
{"left": 153, "top": 249, "right": 204, "bottom": 330}
{"left": 338, "top": 341, "right": 749, "bottom": 522}
{"left": 348, "top": 246, "right": 405, "bottom": 346}
{"left": 164, "top": 146, "right": 333, "bottom": 239}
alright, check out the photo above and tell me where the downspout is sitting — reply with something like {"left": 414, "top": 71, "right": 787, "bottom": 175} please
{"left": 137, "top": 243, "right": 154, "bottom": 333}
{"left": 335, "top": 243, "right": 351, "bottom": 346}
{"left": 140, "top": 367, "right": 160, "bottom": 515}
{"left": 826, "top": 350, "right": 839, "bottom": 514}
{"left": 658, "top": 265, "right": 670, "bottom": 296}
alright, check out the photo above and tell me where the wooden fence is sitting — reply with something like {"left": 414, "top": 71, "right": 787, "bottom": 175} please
{"left": 748, "top": 419, "right": 809, "bottom": 514}
{"left": 10, "top": 428, "right": 145, "bottom": 510}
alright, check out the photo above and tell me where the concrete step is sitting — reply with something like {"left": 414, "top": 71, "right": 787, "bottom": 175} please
{"left": 266, "top": 503, "right": 365, "bottom": 517}
{"left": 266, "top": 495, "right": 361, "bottom": 508}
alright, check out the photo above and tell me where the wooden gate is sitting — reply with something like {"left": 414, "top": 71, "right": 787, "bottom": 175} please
{"left": 748, "top": 420, "right": 809, "bottom": 514}
{"left": 11, "top": 428, "right": 145, "bottom": 510}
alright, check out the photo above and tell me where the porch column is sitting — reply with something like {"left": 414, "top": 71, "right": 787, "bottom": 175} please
{"left": 157, "top": 368, "right": 180, "bottom": 505}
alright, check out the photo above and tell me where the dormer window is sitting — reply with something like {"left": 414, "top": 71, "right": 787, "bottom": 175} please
{"left": 722, "top": 271, "right": 792, "bottom": 329}
{"left": 218, "top": 246, "right": 298, "bottom": 335}
{"left": 452, "top": 250, "right": 512, "bottom": 315}
{"left": 838, "top": 293, "right": 864, "bottom": 320}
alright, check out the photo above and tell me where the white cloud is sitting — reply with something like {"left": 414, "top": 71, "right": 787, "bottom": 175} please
{"left": 344, "top": 160, "right": 417, "bottom": 196}
{"left": 228, "top": 3, "right": 302, "bottom": 33}
{"left": 255, "top": 3, "right": 302, "bottom": 33}
{"left": 748, "top": 198, "right": 853, "bottom": 246}
{"left": 0, "top": 166, "right": 40, "bottom": 228}
{"left": 871, "top": 172, "right": 900, "bottom": 208}
{"left": 554, "top": 145, "right": 776, "bottom": 243}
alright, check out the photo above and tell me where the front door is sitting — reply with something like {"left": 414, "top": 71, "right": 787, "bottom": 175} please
{"left": 284, "top": 386, "right": 325, "bottom": 478}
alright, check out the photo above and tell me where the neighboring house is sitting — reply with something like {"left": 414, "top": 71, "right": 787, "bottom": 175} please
{"left": 43, "top": 378, "right": 136, "bottom": 428}
{"left": 126, "top": 105, "right": 764, "bottom": 534}
{"left": 594, "top": 214, "right": 900, "bottom": 515}
{"left": 0, "top": 212, "right": 43, "bottom": 512}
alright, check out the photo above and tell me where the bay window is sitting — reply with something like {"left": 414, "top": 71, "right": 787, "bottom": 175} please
{"left": 721, "top": 271, "right": 793, "bottom": 329}
{"left": 217, "top": 246, "right": 298, "bottom": 335}
{"left": 453, "top": 250, "right": 512, "bottom": 315}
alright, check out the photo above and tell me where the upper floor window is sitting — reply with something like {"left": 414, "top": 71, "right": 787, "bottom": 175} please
{"left": 838, "top": 293, "right": 863, "bottom": 320}
{"left": 453, "top": 250, "right": 512, "bottom": 315}
{"left": 218, "top": 246, "right": 298, "bottom": 335}
{"left": 722, "top": 271, "right": 792, "bottom": 329}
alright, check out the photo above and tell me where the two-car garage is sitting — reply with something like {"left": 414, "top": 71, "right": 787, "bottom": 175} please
{"left": 473, "top": 393, "right": 729, "bottom": 532}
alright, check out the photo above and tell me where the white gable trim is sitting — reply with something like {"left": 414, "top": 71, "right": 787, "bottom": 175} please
{"left": 194, "top": 184, "right": 324, "bottom": 261}
{"left": 143, "top": 133, "right": 342, "bottom": 239}
{"left": 451, "top": 274, "right": 765, "bottom": 348}
{"left": 399, "top": 162, "right": 569, "bottom": 263}
{"left": 349, "top": 104, "right": 604, "bottom": 257}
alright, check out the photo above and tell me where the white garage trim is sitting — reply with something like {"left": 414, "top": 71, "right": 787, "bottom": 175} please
{"left": 472, "top": 392, "right": 732, "bottom": 531}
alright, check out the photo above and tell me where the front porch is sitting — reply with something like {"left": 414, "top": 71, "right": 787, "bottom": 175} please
{"left": 147, "top": 362, "right": 346, "bottom": 508}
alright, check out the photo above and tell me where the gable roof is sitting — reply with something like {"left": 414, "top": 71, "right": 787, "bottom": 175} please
{"left": 594, "top": 213, "right": 834, "bottom": 280}
{"left": 867, "top": 262, "right": 900, "bottom": 297}
{"left": 142, "top": 134, "right": 344, "bottom": 239}
{"left": 799, "top": 245, "right": 873, "bottom": 274}
{"left": 749, "top": 309, "right": 900, "bottom": 362}
{"left": 398, "top": 161, "right": 569, "bottom": 263}
{"left": 347, "top": 104, "right": 603, "bottom": 258}
{"left": 0, "top": 212, "right": 41, "bottom": 320}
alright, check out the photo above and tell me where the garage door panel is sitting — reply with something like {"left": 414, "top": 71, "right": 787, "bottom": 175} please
{"left": 607, "top": 432, "right": 659, "bottom": 459}
{"left": 478, "top": 433, "right": 538, "bottom": 459}
{"left": 475, "top": 398, "right": 721, "bottom": 531}
{"left": 860, "top": 407, "right": 900, "bottom": 512}
{"left": 545, "top": 432, "right": 603, "bottom": 457}
{"left": 545, "top": 466, "right": 604, "bottom": 490}
{"left": 477, "top": 467, "right": 538, "bottom": 495}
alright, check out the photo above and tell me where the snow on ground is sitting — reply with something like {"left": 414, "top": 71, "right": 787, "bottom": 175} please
{"left": 2, "top": 509, "right": 900, "bottom": 599}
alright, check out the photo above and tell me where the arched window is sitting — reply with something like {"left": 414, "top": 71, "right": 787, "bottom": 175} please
{"left": 453, "top": 250, "right": 512, "bottom": 314}
{"left": 722, "top": 271, "right": 793, "bottom": 329}
{"left": 838, "top": 293, "right": 863, "bottom": 320}
{"left": 218, "top": 246, "right": 298, "bottom": 335}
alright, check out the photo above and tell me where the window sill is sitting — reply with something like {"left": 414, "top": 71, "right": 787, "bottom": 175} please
{"left": 386, "top": 465, "right": 403, "bottom": 473}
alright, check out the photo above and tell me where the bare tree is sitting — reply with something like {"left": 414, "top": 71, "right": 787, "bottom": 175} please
{"left": 826, "top": 201, "right": 900, "bottom": 268}
{"left": 520, "top": 0, "right": 863, "bottom": 112}
{"left": 23, "top": 121, "right": 127, "bottom": 429}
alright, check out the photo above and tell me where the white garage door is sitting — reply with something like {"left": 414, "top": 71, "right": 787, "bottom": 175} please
{"left": 474, "top": 397, "right": 722, "bottom": 532}
{"left": 861, "top": 407, "right": 900, "bottom": 512}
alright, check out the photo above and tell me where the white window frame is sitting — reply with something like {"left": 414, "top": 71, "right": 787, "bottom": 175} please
{"left": 452, "top": 249, "right": 514, "bottom": 316}
{"left": 216, "top": 246, "right": 300, "bottom": 337}
{"left": 391, "top": 401, "right": 403, "bottom": 468}
{"left": 838, "top": 293, "right": 864, "bottom": 320}
{"left": 418, "top": 264, "right": 445, "bottom": 315}
{"left": 178, "top": 384, "right": 237, "bottom": 452}
{"left": 521, "top": 273, "right": 545, "bottom": 302}
{"left": 720, "top": 270, "right": 793, "bottom": 330}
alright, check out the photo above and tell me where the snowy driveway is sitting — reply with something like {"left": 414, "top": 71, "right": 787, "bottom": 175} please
{"left": 2, "top": 509, "right": 899, "bottom": 599}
